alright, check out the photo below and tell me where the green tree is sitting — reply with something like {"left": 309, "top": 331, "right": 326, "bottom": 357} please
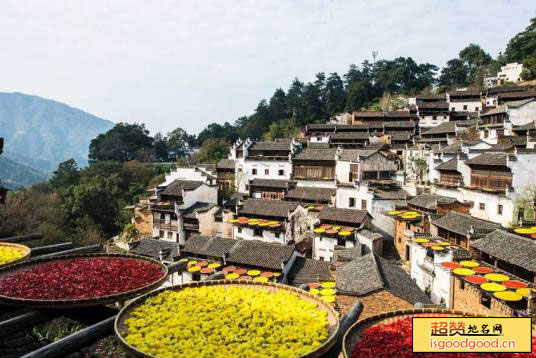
{"left": 49, "top": 159, "right": 80, "bottom": 190}
{"left": 268, "top": 88, "right": 289, "bottom": 121}
{"left": 521, "top": 55, "right": 536, "bottom": 81}
{"left": 459, "top": 43, "right": 492, "bottom": 81}
{"left": 167, "top": 127, "right": 193, "bottom": 160}
{"left": 262, "top": 119, "right": 301, "bottom": 141}
{"left": 286, "top": 78, "right": 305, "bottom": 122}
{"left": 153, "top": 132, "right": 169, "bottom": 162}
{"left": 323, "top": 73, "right": 346, "bottom": 115}
{"left": 439, "top": 59, "right": 469, "bottom": 88}
{"left": 197, "top": 139, "right": 230, "bottom": 163}
{"left": 504, "top": 17, "right": 536, "bottom": 63}
{"left": 88, "top": 123, "right": 153, "bottom": 162}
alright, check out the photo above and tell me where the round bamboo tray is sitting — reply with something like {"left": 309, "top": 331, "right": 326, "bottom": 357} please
{"left": 0, "top": 242, "right": 31, "bottom": 269}
{"left": 342, "top": 308, "right": 508, "bottom": 358}
{"left": 0, "top": 253, "right": 168, "bottom": 309}
{"left": 115, "top": 280, "right": 340, "bottom": 358}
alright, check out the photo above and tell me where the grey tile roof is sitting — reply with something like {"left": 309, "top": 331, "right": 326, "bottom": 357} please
{"left": 431, "top": 211, "right": 500, "bottom": 238}
{"left": 498, "top": 90, "right": 536, "bottom": 100}
{"left": 250, "top": 178, "right": 289, "bottom": 189}
{"left": 227, "top": 240, "right": 296, "bottom": 270}
{"left": 390, "top": 132, "right": 413, "bottom": 141}
{"left": 160, "top": 180, "right": 204, "bottom": 197}
{"left": 422, "top": 122, "right": 456, "bottom": 135}
{"left": 407, "top": 194, "right": 457, "bottom": 210}
{"left": 333, "top": 246, "right": 363, "bottom": 263}
{"left": 339, "top": 149, "right": 379, "bottom": 161}
{"left": 336, "top": 254, "right": 431, "bottom": 304}
{"left": 513, "top": 121, "right": 536, "bottom": 131}
{"left": 352, "top": 111, "right": 385, "bottom": 118}
{"left": 318, "top": 207, "right": 370, "bottom": 226}
{"left": 465, "top": 152, "right": 508, "bottom": 166}
{"left": 216, "top": 159, "right": 235, "bottom": 170}
{"left": 506, "top": 98, "right": 535, "bottom": 108}
{"left": 182, "top": 202, "right": 219, "bottom": 219}
{"left": 471, "top": 230, "right": 536, "bottom": 272}
{"left": 417, "top": 102, "right": 449, "bottom": 109}
{"left": 249, "top": 141, "right": 291, "bottom": 151}
{"left": 329, "top": 132, "right": 369, "bottom": 140}
{"left": 287, "top": 257, "right": 331, "bottom": 285}
{"left": 448, "top": 89, "right": 481, "bottom": 97}
{"left": 238, "top": 199, "right": 299, "bottom": 218}
{"left": 294, "top": 148, "right": 337, "bottom": 161}
{"left": 129, "top": 238, "right": 180, "bottom": 262}
{"left": 285, "top": 187, "right": 335, "bottom": 202}
{"left": 435, "top": 158, "right": 458, "bottom": 171}
{"left": 373, "top": 188, "right": 408, "bottom": 200}
{"left": 307, "top": 142, "right": 331, "bottom": 149}
{"left": 481, "top": 106, "right": 507, "bottom": 117}
{"left": 384, "top": 111, "right": 412, "bottom": 118}
{"left": 183, "top": 235, "right": 237, "bottom": 258}
{"left": 383, "top": 121, "right": 416, "bottom": 128}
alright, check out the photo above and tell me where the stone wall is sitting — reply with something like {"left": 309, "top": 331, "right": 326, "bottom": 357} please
{"left": 452, "top": 277, "right": 515, "bottom": 317}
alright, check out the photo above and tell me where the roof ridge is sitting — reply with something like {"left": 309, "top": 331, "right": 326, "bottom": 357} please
{"left": 369, "top": 253, "right": 386, "bottom": 289}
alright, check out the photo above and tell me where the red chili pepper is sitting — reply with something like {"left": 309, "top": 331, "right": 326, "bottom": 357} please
{"left": 0, "top": 258, "right": 164, "bottom": 300}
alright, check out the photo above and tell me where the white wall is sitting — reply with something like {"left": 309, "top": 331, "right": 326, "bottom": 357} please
{"left": 449, "top": 101, "right": 482, "bottom": 113}
{"left": 313, "top": 235, "right": 356, "bottom": 262}
{"left": 232, "top": 226, "right": 286, "bottom": 245}
{"left": 180, "top": 184, "right": 218, "bottom": 209}
{"left": 498, "top": 62, "right": 523, "bottom": 83}
{"left": 236, "top": 159, "right": 292, "bottom": 193}
{"left": 419, "top": 115, "right": 449, "bottom": 128}
{"left": 295, "top": 179, "right": 336, "bottom": 189}
{"left": 508, "top": 101, "right": 536, "bottom": 126}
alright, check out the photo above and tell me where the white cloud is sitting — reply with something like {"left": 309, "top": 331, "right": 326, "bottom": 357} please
{"left": 0, "top": 0, "right": 534, "bottom": 134}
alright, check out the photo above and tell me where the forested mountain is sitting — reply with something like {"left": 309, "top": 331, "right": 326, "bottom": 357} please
{"left": 0, "top": 156, "right": 48, "bottom": 189}
{"left": 0, "top": 92, "right": 114, "bottom": 169}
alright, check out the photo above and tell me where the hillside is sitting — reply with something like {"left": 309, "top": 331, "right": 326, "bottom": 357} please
{"left": 0, "top": 156, "right": 48, "bottom": 189}
{"left": 0, "top": 92, "right": 114, "bottom": 170}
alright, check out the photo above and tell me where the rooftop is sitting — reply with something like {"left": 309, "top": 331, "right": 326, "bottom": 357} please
{"left": 294, "top": 148, "right": 337, "bottom": 161}
{"left": 285, "top": 187, "right": 335, "bottom": 202}
{"left": 318, "top": 207, "right": 370, "bottom": 226}
{"left": 471, "top": 230, "right": 536, "bottom": 273}
{"left": 431, "top": 211, "right": 500, "bottom": 238}
{"left": 286, "top": 257, "right": 331, "bottom": 285}
{"left": 238, "top": 199, "right": 300, "bottom": 218}
{"left": 421, "top": 122, "right": 456, "bottom": 136}
{"left": 407, "top": 194, "right": 458, "bottom": 210}
{"left": 249, "top": 178, "right": 289, "bottom": 189}
{"left": 435, "top": 158, "right": 458, "bottom": 171}
{"left": 465, "top": 152, "right": 509, "bottom": 167}
{"left": 336, "top": 253, "right": 431, "bottom": 304}
{"left": 216, "top": 158, "right": 235, "bottom": 170}
{"left": 183, "top": 235, "right": 237, "bottom": 258}
{"left": 226, "top": 240, "right": 296, "bottom": 270}
{"left": 249, "top": 141, "right": 291, "bottom": 152}
{"left": 128, "top": 238, "right": 180, "bottom": 262}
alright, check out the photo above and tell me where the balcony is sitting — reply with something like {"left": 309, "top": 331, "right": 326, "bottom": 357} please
{"left": 153, "top": 219, "right": 179, "bottom": 232}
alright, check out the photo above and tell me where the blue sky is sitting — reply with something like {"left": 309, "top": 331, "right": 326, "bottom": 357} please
{"left": 0, "top": 0, "right": 534, "bottom": 134}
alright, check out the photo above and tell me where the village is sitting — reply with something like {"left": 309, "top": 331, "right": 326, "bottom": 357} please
{"left": 119, "top": 67, "right": 536, "bottom": 322}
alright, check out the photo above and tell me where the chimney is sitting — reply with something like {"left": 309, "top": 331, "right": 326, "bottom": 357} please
{"left": 158, "top": 249, "right": 164, "bottom": 262}
{"left": 222, "top": 252, "right": 230, "bottom": 266}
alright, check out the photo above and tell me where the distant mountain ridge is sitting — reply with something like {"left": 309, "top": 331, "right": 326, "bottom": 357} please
{"left": 0, "top": 156, "right": 48, "bottom": 189}
{"left": 0, "top": 92, "right": 115, "bottom": 167}
{"left": 0, "top": 92, "right": 114, "bottom": 187}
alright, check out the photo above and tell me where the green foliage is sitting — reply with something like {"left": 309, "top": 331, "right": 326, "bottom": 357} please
{"left": 167, "top": 128, "right": 195, "bottom": 160}
{"left": 521, "top": 55, "right": 536, "bottom": 81}
{"left": 89, "top": 123, "right": 153, "bottom": 162}
{"left": 504, "top": 17, "right": 536, "bottom": 63}
{"left": 49, "top": 159, "right": 80, "bottom": 189}
{"left": 197, "top": 139, "right": 230, "bottom": 163}
{"left": 409, "top": 158, "right": 429, "bottom": 184}
{"left": 262, "top": 119, "right": 301, "bottom": 141}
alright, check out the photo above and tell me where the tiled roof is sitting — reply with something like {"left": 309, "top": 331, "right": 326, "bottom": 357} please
{"left": 422, "top": 122, "right": 456, "bottom": 136}
{"left": 373, "top": 188, "right": 408, "bottom": 200}
{"left": 182, "top": 202, "right": 219, "bottom": 219}
{"left": 498, "top": 91, "right": 536, "bottom": 100}
{"left": 183, "top": 235, "right": 237, "bottom": 258}
{"left": 415, "top": 95, "right": 445, "bottom": 100}
{"left": 294, "top": 148, "right": 337, "bottom": 161}
{"left": 448, "top": 89, "right": 481, "bottom": 97}
{"left": 249, "top": 141, "right": 291, "bottom": 151}
{"left": 486, "top": 86, "right": 526, "bottom": 94}
{"left": 431, "top": 211, "right": 500, "bottom": 238}
{"left": 384, "top": 111, "right": 412, "bottom": 118}
{"left": 471, "top": 230, "right": 536, "bottom": 272}
{"left": 285, "top": 187, "right": 335, "bottom": 202}
{"left": 465, "top": 152, "right": 508, "bottom": 166}
{"left": 339, "top": 149, "right": 375, "bottom": 161}
{"left": 226, "top": 240, "right": 296, "bottom": 270}
{"left": 250, "top": 178, "right": 289, "bottom": 189}
{"left": 286, "top": 257, "right": 331, "bottom": 285}
{"left": 336, "top": 254, "right": 431, "bottom": 304}
{"left": 390, "top": 132, "right": 413, "bottom": 141}
{"left": 318, "top": 207, "right": 370, "bottom": 226}
{"left": 329, "top": 132, "right": 369, "bottom": 140}
{"left": 433, "top": 140, "right": 482, "bottom": 154}
{"left": 333, "top": 246, "right": 363, "bottom": 264}
{"left": 352, "top": 111, "right": 385, "bottom": 118}
{"left": 160, "top": 180, "right": 204, "bottom": 197}
{"left": 505, "top": 98, "right": 535, "bottom": 108}
{"left": 408, "top": 194, "right": 457, "bottom": 210}
{"left": 239, "top": 199, "right": 299, "bottom": 218}
{"left": 129, "top": 238, "right": 180, "bottom": 262}
{"left": 417, "top": 102, "right": 449, "bottom": 109}
{"left": 480, "top": 106, "right": 507, "bottom": 117}
{"left": 383, "top": 121, "right": 416, "bottom": 128}
{"left": 216, "top": 159, "right": 235, "bottom": 170}
{"left": 307, "top": 142, "right": 331, "bottom": 149}
{"left": 512, "top": 121, "right": 536, "bottom": 131}
{"left": 435, "top": 158, "right": 458, "bottom": 171}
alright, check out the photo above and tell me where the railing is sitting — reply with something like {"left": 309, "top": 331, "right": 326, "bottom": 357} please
{"left": 153, "top": 220, "right": 179, "bottom": 231}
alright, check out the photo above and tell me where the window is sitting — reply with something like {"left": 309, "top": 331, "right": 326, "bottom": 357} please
{"left": 316, "top": 137, "right": 321, "bottom": 141}
{"left": 167, "top": 231, "right": 173, "bottom": 239}
{"left": 406, "top": 222, "right": 411, "bottom": 230}
{"left": 252, "top": 169, "right": 257, "bottom": 175}
{"left": 265, "top": 169, "right": 269, "bottom": 175}
{"left": 278, "top": 169, "right": 284, "bottom": 176}
{"left": 275, "top": 232, "right": 280, "bottom": 238}
{"left": 451, "top": 107, "right": 455, "bottom": 111}
{"left": 475, "top": 107, "right": 479, "bottom": 112}
{"left": 483, "top": 130, "right": 489, "bottom": 138}
{"left": 349, "top": 198, "right": 355, "bottom": 208}
{"left": 459, "top": 280, "right": 465, "bottom": 290}
{"left": 319, "top": 256, "right": 324, "bottom": 261}
{"left": 463, "top": 105, "right": 468, "bottom": 110}
{"left": 361, "top": 200, "right": 367, "bottom": 210}
{"left": 479, "top": 203, "right": 485, "bottom": 210}
{"left": 497, "top": 204, "right": 503, "bottom": 215}
{"left": 254, "top": 228, "right": 262, "bottom": 236}
{"left": 159, "top": 230, "right": 164, "bottom": 238}
{"left": 432, "top": 115, "right": 437, "bottom": 120}
{"left": 237, "top": 227, "right": 242, "bottom": 233}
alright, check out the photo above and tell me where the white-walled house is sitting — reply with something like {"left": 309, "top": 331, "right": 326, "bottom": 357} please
{"left": 446, "top": 90, "right": 482, "bottom": 113}
{"left": 479, "top": 99, "right": 536, "bottom": 144}
{"left": 231, "top": 139, "right": 301, "bottom": 194}
{"left": 312, "top": 207, "right": 373, "bottom": 262}
{"left": 231, "top": 199, "right": 311, "bottom": 245}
